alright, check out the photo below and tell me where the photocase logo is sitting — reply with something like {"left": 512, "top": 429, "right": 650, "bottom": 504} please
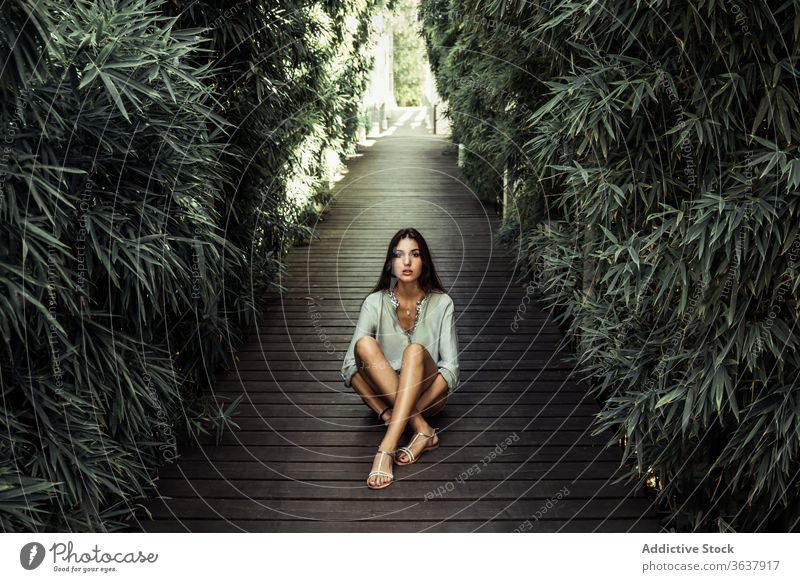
{"left": 20, "top": 542, "right": 46, "bottom": 570}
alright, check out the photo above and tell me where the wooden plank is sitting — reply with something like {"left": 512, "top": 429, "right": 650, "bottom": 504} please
{"left": 141, "top": 497, "right": 656, "bottom": 522}
{"left": 156, "top": 461, "right": 626, "bottom": 480}
{"left": 136, "top": 518, "right": 660, "bottom": 533}
{"left": 213, "top": 370, "right": 584, "bottom": 382}
{"left": 222, "top": 416, "right": 597, "bottom": 431}
{"left": 152, "top": 479, "right": 645, "bottom": 502}
{"left": 225, "top": 359, "right": 575, "bottom": 371}
{"left": 211, "top": 381, "right": 591, "bottom": 392}
{"left": 192, "top": 430, "right": 612, "bottom": 447}
{"left": 212, "top": 404, "right": 601, "bottom": 417}
{"left": 206, "top": 394, "right": 598, "bottom": 407}
{"left": 172, "top": 444, "right": 621, "bottom": 463}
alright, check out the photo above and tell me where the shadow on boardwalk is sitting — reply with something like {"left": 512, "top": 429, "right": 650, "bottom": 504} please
{"left": 132, "top": 107, "right": 663, "bottom": 532}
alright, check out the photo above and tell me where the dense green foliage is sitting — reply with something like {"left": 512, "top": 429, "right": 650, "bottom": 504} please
{"left": 0, "top": 0, "right": 382, "bottom": 531}
{"left": 421, "top": 0, "right": 800, "bottom": 531}
{"left": 392, "top": 0, "right": 427, "bottom": 106}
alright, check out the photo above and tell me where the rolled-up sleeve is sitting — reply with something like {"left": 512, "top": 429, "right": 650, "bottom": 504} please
{"left": 340, "top": 295, "right": 377, "bottom": 388}
{"left": 437, "top": 296, "right": 460, "bottom": 391}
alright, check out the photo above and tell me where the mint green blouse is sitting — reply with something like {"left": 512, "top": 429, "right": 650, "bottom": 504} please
{"left": 340, "top": 287, "right": 460, "bottom": 392}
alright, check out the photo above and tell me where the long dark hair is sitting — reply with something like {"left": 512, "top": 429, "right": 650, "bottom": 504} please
{"left": 369, "top": 228, "right": 447, "bottom": 294}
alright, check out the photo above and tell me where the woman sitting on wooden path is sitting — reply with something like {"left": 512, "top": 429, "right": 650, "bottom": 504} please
{"left": 340, "top": 227, "right": 460, "bottom": 489}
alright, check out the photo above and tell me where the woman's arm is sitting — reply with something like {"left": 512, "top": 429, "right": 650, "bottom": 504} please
{"left": 437, "top": 296, "right": 460, "bottom": 391}
{"left": 340, "top": 294, "right": 378, "bottom": 388}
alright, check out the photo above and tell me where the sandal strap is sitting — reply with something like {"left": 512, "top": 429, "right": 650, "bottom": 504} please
{"left": 369, "top": 449, "right": 394, "bottom": 480}
{"left": 407, "top": 432, "right": 424, "bottom": 448}
{"left": 368, "top": 470, "right": 393, "bottom": 478}
{"left": 408, "top": 430, "right": 434, "bottom": 448}
{"left": 396, "top": 445, "right": 416, "bottom": 463}
{"left": 398, "top": 429, "right": 438, "bottom": 462}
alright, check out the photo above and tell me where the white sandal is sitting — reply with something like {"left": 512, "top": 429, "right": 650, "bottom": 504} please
{"left": 367, "top": 449, "right": 395, "bottom": 489}
{"left": 396, "top": 428, "right": 439, "bottom": 465}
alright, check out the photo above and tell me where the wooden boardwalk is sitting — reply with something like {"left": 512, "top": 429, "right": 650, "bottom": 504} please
{"left": 133, "top": 107, "right": 663, "bottom": 532}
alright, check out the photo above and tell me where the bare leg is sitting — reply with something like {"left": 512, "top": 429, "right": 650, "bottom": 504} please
{"left": 354, "top": 336, "right": 442, "bottom": 427}
{"left": 351, "top": 336, "right": 396, "bottom": 418}
{"left": 351, "top": 368, "right": 449, "bottom": 424}
{"left": 368, "top": 343, "right": 440, "bottom": 487}
{"left": 417, "top": 376, "right": 449, "bottom": 417}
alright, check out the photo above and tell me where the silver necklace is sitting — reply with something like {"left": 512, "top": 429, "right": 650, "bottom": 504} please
{"left": 389, "top": 289, "right": 427, "bottom": 330}
{"left": 399, "top": 294, "right": 424, "bottom": 315}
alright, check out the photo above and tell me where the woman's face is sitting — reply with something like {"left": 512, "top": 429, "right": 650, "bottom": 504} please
{"left": 392, "top": 237, "right": 423, "bottom": 282}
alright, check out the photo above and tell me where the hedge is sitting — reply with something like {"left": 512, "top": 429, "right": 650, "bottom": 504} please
{"left": 0, "top": 0, "right": 384, "bottom": 531}
{"left": 420, "top": 0, "right": 800, "bottom": 532}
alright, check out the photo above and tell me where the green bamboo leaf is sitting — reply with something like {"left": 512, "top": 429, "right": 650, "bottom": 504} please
{"left": 98, "top": 70, "right": 130, "bottom": 122}
{"left": 599, "top": 225, "right": 618, "bottom": 244}
{"left": 627, "top": 245, "right": 640, "bottom": 267}
{"left": 79, "top": 63, "right": 100, "bottom": 89}
{"left": 656, "top": 387, "right": 683, "bottom": 409}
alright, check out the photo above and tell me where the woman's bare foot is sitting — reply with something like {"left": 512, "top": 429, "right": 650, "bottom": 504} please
{"left": 396, "top": 425, "right": 439, "bottom": 464}
{"left": 367, "top": 449, "right": 394, "bottom": 489}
